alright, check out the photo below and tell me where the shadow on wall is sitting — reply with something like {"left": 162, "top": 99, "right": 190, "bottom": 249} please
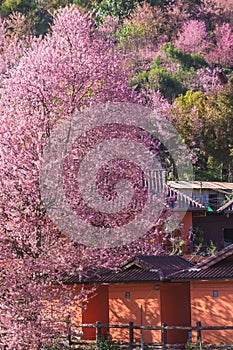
{"left": 109, "top": 283, "right": 161, "bottom": 343}
{"left": 191, "top": 281, "right": 233, "bottom": 344}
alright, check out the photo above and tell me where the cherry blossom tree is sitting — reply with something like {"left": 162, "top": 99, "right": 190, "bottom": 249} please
{"left": 206, "top": 23, "right": 233, "bottom": 68}
{"left": 198, "top": 0, "right": 233, "bottom": 30}
{"left": 0, "top": 6, "right": 143, "bottom": 349}
{"left": 164, "top": 0, "right": 190, "bottom": 41}
{"left": 0, "top": 5, "right": 183, "bottom": 348}
{"left": 174, "top": 20, "right": 209, "bottom": 55}
{"left": 0, "top": 13, "right": 32, "bottom": 83}
{"left": 112, "top": 2, "right": 167, "bottom": 72}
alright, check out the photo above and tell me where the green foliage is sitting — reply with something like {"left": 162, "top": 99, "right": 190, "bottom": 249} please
{"left": 88, "top": 338, "right": 121, "bottom": 350}
{"left": 161, "top": 43, "right": 208, "bottom": 70}
{"left": 132, "top": 43, "right": 209, "bottom": 102}
{"left": 149, "top": 67, "right": 186, "bottom": 101}
{"left": 73, "top": 0, "right": 93, "bottom": 8}
{"left": 33, "top": 0, "right": 77, "bottom": 36}
{"left": 172, "top": 83, "right": 233, "bottom": 181}
{"left": 194, "top": 159, "right": 222, "bottom": 181}
{"left": 150, "top": 54, "right": 161, "bottom": 69}
{"left": 0, "top": 0, "right": 81, "bottom": 36}
{"left": 193, "top": 227, "right": 205, "bottom": 247}
{"left": 172, "top": 90, "right": 207, "bottom": 142}
{"left": 132, "top": 66, "right": 187, "bottom": 102}
{"left": 207, "top": 240, "right": 218, "bottom": 256}
{"left": 97, "top": 338, "right": 121, "bottom": 350}
{"left": 221, "top": 191, "right": 233, "bottom": 207}
{"left": 93, "top": 0, "right": 142, "bottom": 21}
{"left": 0, "top": 0, "right": 37, "bottom": 17}
{"left": 116, "top": 21, "right": 147, "bottom": 42}
{"left": 203, "top": 83, "right": 233, "bottom": 179}
{"left": 175, "top": 90, "right": 206, "bottom": 115}
{"left": 185, "top": 340, "right": 203, "bottom": 349}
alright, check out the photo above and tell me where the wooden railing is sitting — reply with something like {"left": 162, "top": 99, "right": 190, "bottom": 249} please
{"left": 62, "top": 318, "right": 233, "bottom": 349}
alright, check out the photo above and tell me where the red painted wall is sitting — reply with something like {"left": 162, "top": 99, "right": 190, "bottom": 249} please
{"left": 160, "top": 282, "right": 191, "bottom": 344}
{"left": 181, "top": 212, "right": 193, "bottom": 239}
{"left": 82, "top": 285, "right": 109, "bottom": 340}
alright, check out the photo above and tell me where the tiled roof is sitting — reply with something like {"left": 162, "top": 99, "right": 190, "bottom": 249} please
{"left": 64, "top": 255, "right": 194, "bottom": 284}
{"left": 66, "top": 245, "right": 233, "bottom": 284}
{"left": 169, "top": 244, "right": 233, "bottom": 281}
{"left": 124, "top": 255, "right": 194, "bottom": 273}
{"left": 88, "top": 267, "right": 162, "bottom": 283}
{"left": 169, "top": 260, "right": 233, "bottom": 280}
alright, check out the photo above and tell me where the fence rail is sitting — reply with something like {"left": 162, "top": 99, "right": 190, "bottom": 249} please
{"left": 60, "top": 317, "right": 233, "bottom": 348}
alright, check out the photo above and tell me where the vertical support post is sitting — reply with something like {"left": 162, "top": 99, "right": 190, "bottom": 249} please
{"left": 66, "top": 314, "right": 72, "bottom": 346}
{"left": 162, "top": 322, "right": 167, "bottom": 349}
{"left": 96, "top": 321, "right": 101, "bottom": 345}
{"left": 196, "top": 321, "right": 202, "bottom": 345}
{"left": 129, "top": 321, "right": 134, "bottom": 350}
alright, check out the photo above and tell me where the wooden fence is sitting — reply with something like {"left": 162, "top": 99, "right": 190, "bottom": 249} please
{"left": 61, "top": 317, "right": 233, "bottom": 349}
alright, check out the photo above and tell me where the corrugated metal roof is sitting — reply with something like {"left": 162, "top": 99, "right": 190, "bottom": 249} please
{"left": 165, "top": 186, "right": 206, "bottom": 210}
{"left": 168, "top": 181, "right": 233, "bottom": 191}
{"left": 65, "top": 246, "right": 233, "bottom": 283}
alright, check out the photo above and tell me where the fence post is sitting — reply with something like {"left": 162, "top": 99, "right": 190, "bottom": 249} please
{"left": 66, "top": 314, "right": 72, "bottom": 346}
{"left": 129, "top": 321, "right": 134, "bottom": 350}
{"left": 196, "top": 321, "right": 202, "bottom": 345}
{"left": 96, "top": 321, "right": 101, "bottom": 345}
{"left": 162, "top": 322, "right": 167, "bottom": 349}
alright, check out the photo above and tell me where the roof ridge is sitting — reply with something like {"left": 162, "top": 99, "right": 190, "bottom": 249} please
{"left": 217, "top": 198, "right": 233, "bottom": 212}
{"left": 195, "top": 244, "right": 233, "bottom": 269}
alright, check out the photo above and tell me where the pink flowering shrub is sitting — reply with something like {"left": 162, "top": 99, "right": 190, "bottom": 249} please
{"left": 175, "top": 20, "right": 210, "bottom": 55}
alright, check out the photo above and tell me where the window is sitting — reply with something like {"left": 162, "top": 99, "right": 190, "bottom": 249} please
{"left": 223, "top": 228, "right": 233, "bottom": 247}
{"left": 208, "top": 194, "right": 218, "bottom": 211}
{"left": 213, "top": 290, "right": 219, "bottom": 298}
{"left": 125, "top": 292, "right": 130, "bottom": 299}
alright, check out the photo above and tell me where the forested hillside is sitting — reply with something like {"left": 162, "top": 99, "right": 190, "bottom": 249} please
{"left": 1, "top": 0, "right": 231, "bottom": 179}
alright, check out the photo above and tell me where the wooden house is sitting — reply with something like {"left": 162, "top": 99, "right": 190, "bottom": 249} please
{"left": 168, "top": 181, "right": 233, "bottom": 249}
{"left": 168, "top": 181, "right": 233, "bottom": 212}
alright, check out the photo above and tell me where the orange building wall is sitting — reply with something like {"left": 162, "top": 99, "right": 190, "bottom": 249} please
{"left": 191, "top": 280, "right": 233, "bottom": 344}
{"left": 109, "top": 283, "right": 161, "bottom": 343}
{"left": 160, "top": 282, "right": 191, "bottom": 344}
